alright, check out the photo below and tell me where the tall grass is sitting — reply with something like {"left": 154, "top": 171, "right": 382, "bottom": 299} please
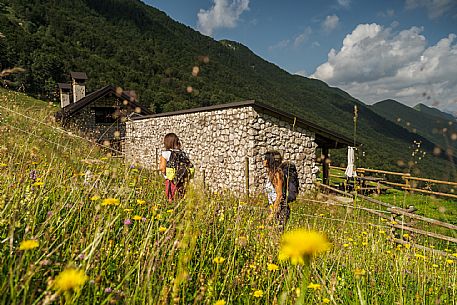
{"left": 0, "top": 88, "right": 456, "bottom": 304}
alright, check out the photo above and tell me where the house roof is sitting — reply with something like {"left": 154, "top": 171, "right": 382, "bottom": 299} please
{"left": 58, "top": 83, "right": 71, "bottom": 90}
{"left": 70, "top": 72, "right": 88, "bottom": 80}
{"left": 55, "top": 85, "right": 152, "bottom": 120}
{"left": 131, "top": 100, "right": 358, "bottom": 149}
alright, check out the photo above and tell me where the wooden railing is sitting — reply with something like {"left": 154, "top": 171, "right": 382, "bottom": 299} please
{"left": 316, "top": 182, "right": 457, "bottom": 255}
{"left": 327, "top": 165, "right": 457, "bottom": 200}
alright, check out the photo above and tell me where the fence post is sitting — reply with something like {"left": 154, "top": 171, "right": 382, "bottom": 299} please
{"left": 155, "top": 148, "right": 158, "bottom": 170}
{"left": 322, "top": 147, "right": 330, "bottom": 185}
{"left": 245, "top": 157, "right": 250, "bottom": 201}
{"left": 203, "top": 169, "right": 206, "bottom": 190}
{"left": 404, "top": 176, "right": 410, "bottom": 193}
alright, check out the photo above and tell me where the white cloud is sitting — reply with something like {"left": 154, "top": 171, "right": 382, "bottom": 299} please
{"left": 294, "top": 70, "right": 308, "bottom": 77}
{"left": 322, "top": 15, "right": 340, "bottom": 32}
{"left": 378, "top": 9, "right": 395, "bottom": 18}
{"left": 311, "top": 24, "right": 457, "bottom": 110}
{"left": 337, "top": 0, "right": 351, "bottom": 8}
{"left": 197, "top": 0, "right": 250, "bottom": 36}
{"left": 268, "top": 39, "right": 290, "bottom": 52}
{"left": 405, "top": 0, "right": 457, "bottom": 19}
{"left": 294, "top": 27, "right": 312, "bottom": 47}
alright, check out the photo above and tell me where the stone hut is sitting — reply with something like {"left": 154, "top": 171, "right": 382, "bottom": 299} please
{"left": 124, "top": 101, "right": 353, "bottom": 194}
{"left": 55, "top": 73, "right": 152, "bottom": 151}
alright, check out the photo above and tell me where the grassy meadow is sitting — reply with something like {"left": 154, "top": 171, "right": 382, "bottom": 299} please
{"left": 0, "top": 88, "right": 456, "bottom": 304}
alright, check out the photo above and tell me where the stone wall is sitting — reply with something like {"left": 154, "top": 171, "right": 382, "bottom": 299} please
{"left": 125, "top": 106, "right": 319, "bottom": 195}
{"left": 65, "top": 96, "right": 131, "bottom": 146}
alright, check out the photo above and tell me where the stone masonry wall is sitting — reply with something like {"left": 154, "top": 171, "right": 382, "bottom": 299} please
{"left": 65, "top": 96, "right": 129, "bottom": 144}
{"left": 125, "top": 106, "right": 318, "bottom": 194}
{"left": 251, "top": 112, "right": 318, "bottom": 192}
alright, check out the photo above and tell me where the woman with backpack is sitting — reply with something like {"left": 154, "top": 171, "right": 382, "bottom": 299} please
{"left": 159, "top": 133, "right": 194, "bottom": 203}
{"left": 263, "top": 150, "right": 291, "bottom": 230}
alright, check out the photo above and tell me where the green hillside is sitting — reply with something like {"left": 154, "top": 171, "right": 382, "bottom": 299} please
{"left": 371, "top": 99, "right": 457, "bottom": 155}
{"left": 0, "top": 87, "right": 456, "bottom": 305}
{"left": 0, "top": 0, "right": 455, "bottom": 180}
{"left": 414, "top": 103, "right": 456, "bottom": 122}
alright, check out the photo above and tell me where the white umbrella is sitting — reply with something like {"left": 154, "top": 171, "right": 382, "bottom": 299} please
{"left": 345, "top": 146, "right": 357, "bottom": 178}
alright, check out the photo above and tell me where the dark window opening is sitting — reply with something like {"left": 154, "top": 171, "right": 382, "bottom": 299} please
{"left": 93, "top": 107, "right": 116, "bottom": 124}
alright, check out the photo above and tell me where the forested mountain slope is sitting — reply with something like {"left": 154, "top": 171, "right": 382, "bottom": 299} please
{"left": 0, "top": 0, "right": 455, "bottom": 179}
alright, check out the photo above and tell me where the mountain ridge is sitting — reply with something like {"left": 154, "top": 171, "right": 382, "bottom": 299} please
{"left": 0, "top": 0, "right": 455, "bottom": 179}
{"left": 371, "top": 99, "right": 457, "bottom": 154}
{"left": 414, "top": 103, "right": 456, "bottom": 122}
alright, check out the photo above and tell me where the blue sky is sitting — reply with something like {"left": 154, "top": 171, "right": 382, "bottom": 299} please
{"left": 145, "top": 0, "right": 457, "bottom": 112}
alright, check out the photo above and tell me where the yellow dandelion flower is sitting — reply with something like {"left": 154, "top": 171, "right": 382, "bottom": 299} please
{"left": 403, "top": 233, "right": 410, "bottom": 239}
{"left": 267, "top": 263, "right": 279, "bottom": 271}
{"left": 354, "top": 268, "right": 366, "bottom": 276}
{"left": 323, "top": 298, "right": 331, "bottom": 303}
{"left": 101, "top": 198, "right": 120, "bottom": 206}
{"left": 343, "top": 243, "right": 350, "bottom": 248}
{"left": 432, "top": 264, "right": 439, "bottom": 268}
{"left": 132, "top": 215, "right": 142, "bottom": 221}
{"left": 53, "top": 268, "right": 88, "bottom": 292}
{"left": 214, "top": 300, "right": 226, "bottom": 305}
{"left": 156, "top": 214, "right": 162, "bottom": 220}
{"left": 307, "top": 283, "right": 321, "bottom": 290}
{"left": 19, "top": 239, "right": 39, "bottom": 250}
{"left": 452, "top": 253, "right": 457, "bottom": 258}
{"left": 136, "top": 199, "right": 146, "bottom": 205}
{"left": 379, "top": 230, "right": 386, "bottom": 234}
{"left": 278, "top": 229, "right": 331, "bottom": 265}
{"left": 249, "top": 264, "right": 256, "bottom": 269}
{"left": 404, "top": 244, "right": 411, "bottom": 249}
{"left": 386, "top": 250, "right": 392, "bottom": 254}
{"left": 166, "top": 209, "right": 174, "bottom": 213}
{"left": 124, "top": 208, "right": 133, "bottom": 212}
{"left": 295, "top": 287, "right": 301, "bottom": 297}
{"left": 0, "top": 163, "right": 7, "bottom": 167}
{"left": 362, "top": 242, "right": 368, "bottom": 246}
{"left": 414, "top": 254, "right": 426, "bottom": 259}
{"left": 90, "top": 195, "right": 100, "bottom": 201}
{"left": 158, "top": 226, "right": 167, "bottom": 232}
{"left": 253, "top": 290, "right": 263, "bottom": 298}
{"left": 257, "top": 225, "right": 265, "bottom": 229}
{"left": 32, "top": 181, "right": 44, "bottom": 187}
{"left": 213, "top": 256, "right": 225, "bottom": 264}
{"left": 445, "top": 259, "right": 454, "bottom": 265}
{"left": 348, "top": 238, "right": 354, "bottom": 242}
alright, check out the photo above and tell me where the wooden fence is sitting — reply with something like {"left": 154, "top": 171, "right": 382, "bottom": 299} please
{"left": 327, "top": 165, "right": 457, "bottom": 200}
{"left": 316, "top": 182, "right": 457, "bottom": 256}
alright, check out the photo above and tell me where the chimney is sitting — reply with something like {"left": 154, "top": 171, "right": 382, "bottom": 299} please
{"left": 70, "top": 71, "right": 88, "bottom": 103}
{"left": 58, "top": 83, "right": 71, "bottom": 108}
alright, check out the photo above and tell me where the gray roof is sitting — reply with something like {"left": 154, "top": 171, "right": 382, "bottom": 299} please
{"left": 55, "top": 85, "right": 152, "bottom": 120}
{"left": 131, "top": 100, "right": 358, "bottom": 149}
{"left": 70, "top": 72, "right": 88, "bottom": 80}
